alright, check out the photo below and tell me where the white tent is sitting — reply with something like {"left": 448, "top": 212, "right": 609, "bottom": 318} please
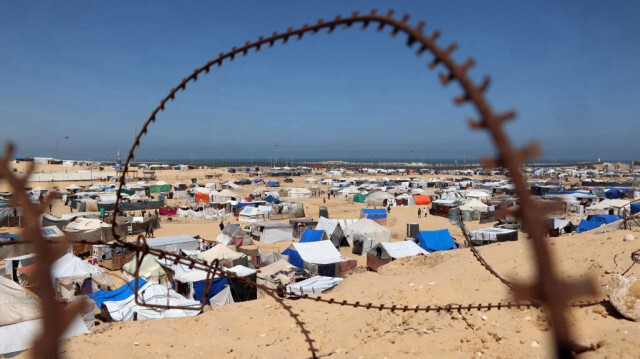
{"left": 285, "top": 276, "right": 343, "bottom": 296}
{"left": 288, "top": 188, "right": 312, "bottom": 198}
{"left": 459, "top": 198, "right": 489, "bottom": 213}
{"left": 339, "top": 186, "right": 361, "bottom": 198}
{"left": 465, "top": 190, "right": 492, "bottom": 200}
{"left": 146, "top": 235, "right": 198, "bottom": 253}
{"left": 314, "top": 217, "right": 357, "bottom": 246}
{"left": 0, "top": 276, "right": 39, "bottom": 326}
{"left": 371, "top": 241, "right": 428, "bottom": 260}
{"left": 122, "top": 254, "right": 169, "bottom": 284}
{"left": 213, "top": 189, "right": 239, "bottom": 202}
{"left": 260, "top": 228, "right": 293, "bottom": 243}
{"left": 64, "top": 218, "right": 103, "bottom": 231}
{"left": 238, "top": 206, "right": 265, "bottom": 223}
{"left": 256, "top": 259, "right": 297, "bottom": 299}
{"left": 585, "top": 199, "right": 630, "bottom": 216}
{"left": 0, "top": 315, "right": 88, "bottom": 356}
{"left": 343, "top": 218, "right": 392, "bottom": 246}
{"left": 291, "top": 241, "right": 346, "bottom": 265}
{"left": 103, "top": 282, "right": 201, "bottom": 321}
{"left": 52, "top": 253, "right": 113, "bottom": 299}
{"left": 365, "top": 191, "right": 395, "bottom": 206}
{"left": 210, "top": 286, "right": 235, "bottom": 309}
{"left": 197, "top": 245, "right": 246, "bottom": 264}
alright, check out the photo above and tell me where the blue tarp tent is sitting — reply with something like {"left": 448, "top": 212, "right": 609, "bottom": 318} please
{"left": 361, "top": 209, "right": 387, "bottom": 220}
{"left": 299, "top": 229, "right": 325, "bottom": 243}
{"left": 264, "top": 195, "right": 281, "bottom": 204}
{"left": 89, "top": 279, "right": 147, "bottom": 308}
{"left": 282, "top": 248, "right": 304, "bottom": 269}
{"left": 414, "top": 229, "right": 458, "bottom": 252}
{"left": 267, "top": 181, "right": 280, "bottom": 187}
{"left": 252, "top": 178, "right": 264, "bottom": 183}
{"left": 576, "top": 215, "right": 622, "bottom": 233}
{"left": 631, "top": 203, "right": 640, "bottom": 214}
{"left": 193, "top": 277, "right": 228, "bottom": 304}
{"left": 237, "top": 202, "right": 257, "bottom": 210}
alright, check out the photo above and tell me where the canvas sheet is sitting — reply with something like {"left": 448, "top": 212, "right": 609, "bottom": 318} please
{"left": 210, "top": 285, "right": 234, "bottom": 308}
{"left": 292, "top": 241, "right": 345, "bottom": 265}
{"left": 104, "top": 282, "right": 201, "bottom": 321}
{"left": 285, "top": 276, "right": 343, "bottom": 295}
{"left": 0, "top": 316, "right": 89, "bottom": 355}
{"left": 260, "top": 228, "right": 293, "bottom": 243}
{"left": 379, "top": 241, "right": 428, "bottom": 259}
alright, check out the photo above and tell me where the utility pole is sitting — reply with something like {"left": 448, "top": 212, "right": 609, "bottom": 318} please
{"left": 275, "top": 144, "right": 278, "bottom": 167}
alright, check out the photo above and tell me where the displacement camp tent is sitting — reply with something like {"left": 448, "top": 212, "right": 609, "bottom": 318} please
{"left": 585, "top": 199, "right": 630, "bottom": 216}
{"left": 288, "top": 188, "right": 312, "bottom": 198}
{"left": 216, "top": 224, "right": 253, "bottom": 246}
{"left": 299, "top": 229, "right": 328, "bottom": 243}
{"left": 238, "top": 206, "right": 265, "bottom": 223}
{"left": 122, "top": 254, "right": 169, "bottom": 284}
{"left": 360, "top": 208, "right": 388, "bottom": 225}
{"left": 366, "top": 241, "right": 428, "bottom": 271}
{"left": 344, "top": 218, "right": 392, "bottom": 249}
{"left": 285, "top": 276, "right": 343, "bottom": 296}
{"left": 576, "top": 215, "right": 623, "bottom": 233}
{"left": 283, "top": 241, "right": 347, "bottom": 273}
{"left": 197, "top": 244, "right": 248, "bottom": 267}
{"left": 52, "top": 253, "right": 113, "bottom": 299}
{"left": 260, "top": 228, "right": 293, "bottom": 243}
{"left": 365, "top": 191, "right": 394, "bottom": 206}
{"left": 102, "top": 282, "right": 201, "bottom": 321}
{"left": 469, "top": 227, "right": 518, "bottom": 245}
{"left": 315, "top": 217, "right": 354, "bottom": 247}
{"left": 256, "top": 259, "right": 298, "bottom": 299}
{"left": 0, "top": 275, "right": 89, "bottom": 355}
{"left": 146, "top": 235, "right": 198, "bottom": 253}
{"left": 413, "top": 195, "right": 432, "bottom": 205}
{"left": 89, "top": 278, "right": 147, "bottom": 308}
{"left": 415, "top": 229, "right": 458, "bottom": 253}
{"left": 174, "top": 270, "right": 227, "bottom": 304}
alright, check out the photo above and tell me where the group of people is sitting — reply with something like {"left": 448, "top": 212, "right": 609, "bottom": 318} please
{"left": 417, "top": 207, "right": 428, "bottom": 218}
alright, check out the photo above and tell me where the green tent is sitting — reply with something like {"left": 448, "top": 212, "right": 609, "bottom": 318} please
{"left": 353, "top": 193, "right": 368, "bottom": 203}
{"left": 149, "top": 184, "right": 171, "bottom": 193}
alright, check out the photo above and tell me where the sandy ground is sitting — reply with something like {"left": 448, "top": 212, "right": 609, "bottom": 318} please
{"left": 4, "top": 163, "right": 640, "bottom": 358}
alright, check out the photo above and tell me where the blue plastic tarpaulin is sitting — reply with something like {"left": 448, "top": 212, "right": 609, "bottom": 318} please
{"left": 264, "top": 195, "right": 280, "bottom": 204}
{"left": 192, "top": 277, "right": 228, "bottom": 304}
{"left": 236, "top": 202, "right": 257, "bottom": 210}
{"left": 361, "top": 209, "right": 387, "bottom": 220}
{"left": 631, "top": 203, "right": 640, "bottom": 214}
{"left": 576, "top": 215, "right": 622, "bottom": 233}
{"left": 415, "top": 229, "right": 457, "bottom": 252}
{"left": 299, "top": 229, "right": 324, "bottom": 243}
{"left": 88, "top": 278, "right": 147, "bottom": 308}
{"left": 282, "top": 248, "right": 304, "bottom": 269}
{"left": 267, "top": 181, "right": 279, "bottom": 187}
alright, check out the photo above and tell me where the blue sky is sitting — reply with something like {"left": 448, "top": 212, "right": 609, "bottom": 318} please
{"left": 1, "top": 1, "right": 639, "bottom": 162}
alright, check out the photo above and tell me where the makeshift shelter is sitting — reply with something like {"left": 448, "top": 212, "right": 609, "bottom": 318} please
{"left": 299, "top": 229, "right": 328, "bottom": 243}
{"left": 213, "top": 189, "right": 239, "bottom": 202}
{"left": 122, "top": 254, "right": 169, "bottom": 284}
{"left": 576, "top": 215, "right": 623, "bottom": 233}
{"left": 210, "top": 286, "right": 235, "bottom": 308}
{"left": 260, "top": 228, "right": 293, "bottom": 243}
{"left": 413, "top": 195, "right": 432, "bottom": 205}
{"left": 430, "top": 199, "right": 461, "bottom": 217}
{"left": 89, "top": 278, "right": 147, "bottom": 308}
{"left": 146, "top": 235, "right": 198, "bottom": 253}
{"left": 366, "top": 241, "right": 428, "bottom": 271}
{"left": 288, "top": 188, "right": 312, "bottom": 198}
{"left": 585, "top": 199, "right": 630, "bottom": 216}
{"left": 197, "top": 244, "right": 248, "bottom": 267}
{"left": 353, "top": 193, "right": 368, "bottom": 203}
{"left": 216, "top": 223, "right": 253, "bottom": 246}
{"left": 102, "top": 282, "right": 201, "bottom": 321}
{"left": 414, "top": 229, "right": 458, "bottom": 253}
{"left": 360, "top": 208, "right": 388, "bottom": 225}
{"left": 543, "top": 218, "right": 576, "bottom": 237}
{"left": 256, "top": 259, "right": 299, "bottom": 299}
{"left": 149, "top": 183, "right": 171, "bottom": 193}
{"left": 344, "top": 218, "right": 392, "bottom": 249}
{"left": 174, "top": 270, "right": 227, "bottom": 304}
{"left": 364, "top": 191, "right": 394, "bottom": 206}
{"left": 285, "top": 276, "right": 343, "bottom": 296}
{"left": 0, "top": 275, "right": 89, "bottom": 355}
{"left": 283, "top": 241, "right": 351, "bottom": 276}
{"left": 225, "top": 265, "right": 257, "bottom": 302}
{"left": 52, "top": 253, "right": 113, "bottom": 299}
{"left": 4, "top": 253, "right": 36, "bottom": 282}
{"left": 314, "top": 217, "right": 355, "bottom": 247}
{"left": 238, "top": 206, "right": 265, "bottom": 223}
{"left": 195, "top": 191, "right": 210, "bottom": 203}
{"left": 469, "top": 227, "right": 518, "bottom": 245}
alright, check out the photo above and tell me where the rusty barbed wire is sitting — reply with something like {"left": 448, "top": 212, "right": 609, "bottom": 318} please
{"left": 0, "top": 8, "right": 603, "bottom": 358}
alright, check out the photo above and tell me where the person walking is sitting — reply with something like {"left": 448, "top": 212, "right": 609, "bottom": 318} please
{"left": 417, "top": 208, "right": 422, "bottom": 218}
{"left": 219, "top": 221, "right": 224, "bottom": 231}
